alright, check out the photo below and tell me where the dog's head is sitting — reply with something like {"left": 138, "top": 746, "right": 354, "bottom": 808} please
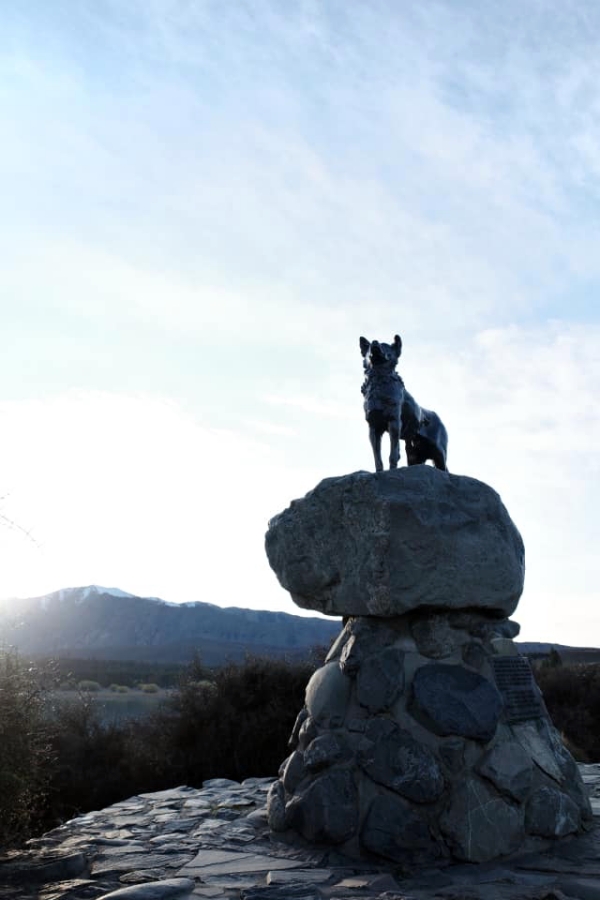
{"left": 359, "top": 335, "right": 402, "bottom": 370}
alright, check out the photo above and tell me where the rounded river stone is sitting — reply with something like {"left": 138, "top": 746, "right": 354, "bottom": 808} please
{"left": 525, "top": 787, "right": 581, "bottom": 837}
{"left": 477, "top": 742, "right": 533, "bottom": 802}
{"left": 303, "top": 734, "right": 344, "bottom": 771}
{"left": 410, "top": 663, "right": 503, "bottom": 742}
{"left": 285, "top": 769, "right": 358, "bottom": 844}
{"left": 358, "top": 718, "right": 444, "bottom": 803}
{"left": 282, "top": 750, "right": 306, "bottom": 793}
{"left": 265, "top": 467, "right": 524, "bottom": 617}
{"left": 356, "top": 647, "right": 405, "bottom": 712}
{"left": 266, "top": 779, "right": 286, "bottom": 832}
{"left": 361, "top": 794, "right": 436, "bottom": 862}
{"left": 305, "top": 662, "right": 351, "bottom": 727}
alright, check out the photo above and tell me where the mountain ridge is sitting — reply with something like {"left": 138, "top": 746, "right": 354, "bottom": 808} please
{"left": 0, "top": 585, "right": 342, "bottom": 666}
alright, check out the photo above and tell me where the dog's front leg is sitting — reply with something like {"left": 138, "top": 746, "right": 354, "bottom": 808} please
{"left": 369, "top": 426, "right": 383, "bottom": 472}
{"left": 389, "top": 419, "right": 400, "bottom": 469}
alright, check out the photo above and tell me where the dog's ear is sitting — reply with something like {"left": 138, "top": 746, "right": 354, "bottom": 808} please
{"left": 393, "top": 334, "right": 402, "bottom": 356}
{"left": 359, "top": 336, "right": 370, "bottom": 357}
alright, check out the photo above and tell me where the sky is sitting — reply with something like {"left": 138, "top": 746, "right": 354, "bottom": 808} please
{"left": 1, "top": 1, "right": 599, "bottom": 646}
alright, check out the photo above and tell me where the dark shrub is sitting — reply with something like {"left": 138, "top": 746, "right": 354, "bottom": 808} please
{"left": 45, "top": 693, "right": 137, "bottom": 824}
{"left": 175, "top": 655, "right": 313, "bottom": 783}
{"left": 77, "top": 679, "right": 101, "bottom": 692}
{"left": 0, "top": 650, "right": 53, "bottom": 846}
{"left": 125, "top": 654, "right": 314, "bottom": 789}
{"left": 138, "top": 682, "right": 160, "bottom": 693}
{"left": 535, "top": 662, "right": 600, "bottom": 762}
{"left": 14, "top": 652, "right": 317, "bottom": 838}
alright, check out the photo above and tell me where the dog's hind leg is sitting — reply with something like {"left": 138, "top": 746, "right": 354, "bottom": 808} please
{"left": 369, "top": 425, "right": 384, "bottom": 472}
{"left": 432, "top": 448, "right": 447, "bottom": 471}
{"left": 388, "top": 419, "right": 400, "bottom": 469}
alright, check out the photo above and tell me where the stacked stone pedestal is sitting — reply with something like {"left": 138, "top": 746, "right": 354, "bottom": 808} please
{"left": 265, "top": 468, "right": 592, "bottom": 865}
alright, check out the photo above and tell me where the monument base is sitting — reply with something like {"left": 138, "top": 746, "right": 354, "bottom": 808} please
{"left": 268, "top": 612, "right": 592, "bottom": 864}
{"left": 266, "top": 469, "right": 591, "bottom": 864}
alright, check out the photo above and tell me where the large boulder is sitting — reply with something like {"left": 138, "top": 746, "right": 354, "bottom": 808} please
{"left": 265, "top": 467, "right": 524, "bottom": 617}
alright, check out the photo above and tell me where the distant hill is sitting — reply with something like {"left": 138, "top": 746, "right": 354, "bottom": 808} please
{"left": 0, "top": 586, "right": 342, "bottom": 666}
{"left": 1, "top": 587, "right": 597, "bottom": 668}
{"left": 517, "top": 642, "right": 600, "bottom": 665}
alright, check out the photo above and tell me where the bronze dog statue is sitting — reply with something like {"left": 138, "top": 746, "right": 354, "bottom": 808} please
{"left": 360, "top": 334, "right": 404, "bottom": 472}
{"left": 360, "top": 334, "right": 448, "bottom": 472}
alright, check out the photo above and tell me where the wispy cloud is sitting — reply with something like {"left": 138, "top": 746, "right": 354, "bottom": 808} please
{"left": 7, "top": 0, "right": 599, "bottom": 334}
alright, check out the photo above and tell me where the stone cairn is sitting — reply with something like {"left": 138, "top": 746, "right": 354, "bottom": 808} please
{"left": 265, "top": 466, "right": 592, "bottom": 865}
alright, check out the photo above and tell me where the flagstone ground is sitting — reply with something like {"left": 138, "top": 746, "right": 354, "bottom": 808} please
{"left": 2, "top": 766, "right": 600, "bottom": 900}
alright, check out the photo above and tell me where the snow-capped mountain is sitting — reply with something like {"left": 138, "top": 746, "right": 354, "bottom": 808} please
{"left": 0, "top": 585, "right": 341, "bottom": 665}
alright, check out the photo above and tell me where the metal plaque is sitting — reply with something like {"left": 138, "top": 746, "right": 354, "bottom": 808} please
{"left": 491, "top": 656, "right": 545, "bottom": 723}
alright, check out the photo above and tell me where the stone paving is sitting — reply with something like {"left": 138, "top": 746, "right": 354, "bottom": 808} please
{"left": 2, "top": 766, "right": 600, "bottom": 900}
